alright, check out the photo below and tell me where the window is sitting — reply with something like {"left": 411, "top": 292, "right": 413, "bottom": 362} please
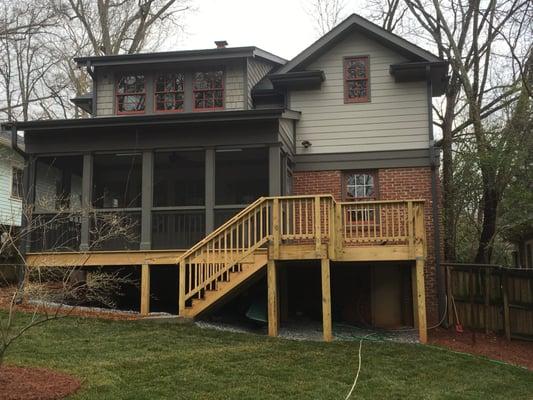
{"left": 11, "top": 167, "right": 23, "bottom": 199}
{"left": 344, "top": 56, "right": 369, "bottom": 103}
{"left": 344, "top": 172, "right": 377, "bottom": 224}
{"left": 116, "top": 74, "right": 145, "bottom": 114}
{"left": 345, "top": 173, "right": 376, "bottom": 199}
{"left": 193, "top": 71, "right": 224, "bottom": 110}
{"left": 155, "top": 73, "right": 185, "bottom": 112}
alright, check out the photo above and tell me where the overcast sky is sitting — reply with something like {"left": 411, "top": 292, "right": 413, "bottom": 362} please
{"left": 174, "top": 0, "right": 328, "bottom": 60}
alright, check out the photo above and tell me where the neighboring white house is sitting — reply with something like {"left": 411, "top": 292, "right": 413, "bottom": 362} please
{"left": 0, "top": 130, "right": 24, "bottom": 229}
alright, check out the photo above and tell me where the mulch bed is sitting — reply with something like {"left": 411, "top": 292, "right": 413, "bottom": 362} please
{"left": 0, "top": 365, "right": 80, "bottom": 400}
{"left": 0, "top": 285, "right": 139, "bottom": 321}
{"left": 429, "top": 327, "right": 533, "bottom": 371}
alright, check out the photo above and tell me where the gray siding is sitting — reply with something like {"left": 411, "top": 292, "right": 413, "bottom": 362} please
{"left": 247, "top": 58, "right": 273, "bottom": 108}
{"left": 289, "top": 32, "right": 429, "bottom": 155}
{"left": 95, "top": 68, "right": 114, "bottom": 116}
{"left": 279, "top": 118, "right": 295, "bottom": 155}
{"left": 0, "top": 146, "right": 24, "bottom": 226}
{"left": 225, "top": 62, "right": 246, "bottom": 110}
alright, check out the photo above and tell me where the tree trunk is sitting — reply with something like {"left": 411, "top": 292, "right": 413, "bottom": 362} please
{"left": 475, "top": 173, "right": 499, "bottom": 263}
{"left": 441, "top": 83, "right": 458, "bottom": 262}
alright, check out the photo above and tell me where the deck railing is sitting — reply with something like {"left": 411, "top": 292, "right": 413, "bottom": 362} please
{"left": 178, "top": 195, "right": 425, "bottom": 313}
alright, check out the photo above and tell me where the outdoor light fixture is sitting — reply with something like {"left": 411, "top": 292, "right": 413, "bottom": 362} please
{"left": 301, "top": 140, "right": 312, "bottom": 148}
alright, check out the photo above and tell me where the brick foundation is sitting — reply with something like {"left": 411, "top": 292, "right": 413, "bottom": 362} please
{"left": 293, "top": 167, "right": 441, "bottom": 325}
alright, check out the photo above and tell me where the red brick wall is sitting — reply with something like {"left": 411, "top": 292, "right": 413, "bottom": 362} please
{"left": 293, "top": 167, "right": 441, "bottom": 325}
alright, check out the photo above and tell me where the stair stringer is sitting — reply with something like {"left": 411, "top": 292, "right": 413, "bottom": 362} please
{"left": 181, "top": 251, "right": 268, "bottom": 318}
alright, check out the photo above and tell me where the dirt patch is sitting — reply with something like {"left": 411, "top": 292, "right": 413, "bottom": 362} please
{"left": 0, "top": 285, "right": 139, "bottom": 321}
{"left": 0, "top": 365, "right": 80, "bottom": 400}
{"left": 430, "top": 328, "right": 533, "bottom": 371}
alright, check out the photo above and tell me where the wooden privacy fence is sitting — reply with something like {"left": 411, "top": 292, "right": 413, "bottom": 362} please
{"left": 445, "top": 263, "right": 533, "bottom": 341}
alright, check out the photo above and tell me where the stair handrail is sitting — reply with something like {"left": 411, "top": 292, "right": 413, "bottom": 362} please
{"left": 177, "top": 196, "right": 268, "bottom": 264}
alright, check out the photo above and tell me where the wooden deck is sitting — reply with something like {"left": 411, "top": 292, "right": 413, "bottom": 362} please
{"left": 25, "top": 195, "right": 428, "bottom": 343}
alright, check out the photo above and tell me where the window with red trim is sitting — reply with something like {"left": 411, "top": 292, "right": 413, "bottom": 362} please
{"left": 155, "top": 73, "right": 184, "bottom": 112}
{"left": 344, "top": 56, "right": 369, "bottom": 103}
{"left": 193, "top": 71, "right": 224, "bottom": 110}
{"left": 116, "top": 74, "right": 145, "bottom": 114}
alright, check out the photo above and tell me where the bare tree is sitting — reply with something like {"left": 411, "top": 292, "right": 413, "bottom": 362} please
{"left": 0, "top": 0, "right": 63, "bottom": 121}
{"left": 58, "top": 0, "right": 192, "bottom": 56}
{"left": 0, "top": 188, "right": 139, "bottom": 367}
{"left": 366, "top": 0, "right": 408, "bottom": 32}
{"left": 306, "top": 0, "right": 347, "bottom": 35}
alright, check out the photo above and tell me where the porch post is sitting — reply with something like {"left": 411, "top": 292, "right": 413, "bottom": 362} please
{"left": 140, "top": 151, "right": 153, "bottom": 250}
{"left": 269, "top": 144, "right": 281, "bottom": 196}
{"left": 413, "top": 256, "right": 427, "bottom": 344}
{"left": 140, "top": 264, "right": 150, "bottom": 316}
{"left": 267, "top": 259, "right": 279, "bottom": 337}
{"left": 80, "top": 153, "right": 93, "bottom": 251}
{"left": 321, "top": 258, "right": 333, "bottom": 342}
{"left": 205, "top": 148, "right": 215, "bottom": 233}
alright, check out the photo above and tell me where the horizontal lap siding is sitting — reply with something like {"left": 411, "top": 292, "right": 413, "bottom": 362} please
{"left": 290, "top": 32, "right": 429, "bottom": 154}
{"left": 279, "top": 118, "right": 295, "bottom": 154}
{"left": 96, "top": 68, "right": 114, "bottom": 116}
{"left": 0, "top": 147, "right": 23, "bottom": 226}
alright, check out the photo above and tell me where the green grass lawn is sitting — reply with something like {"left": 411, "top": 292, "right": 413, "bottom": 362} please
{"left": 3, "top": 315, "right": 533, "bottom": 399}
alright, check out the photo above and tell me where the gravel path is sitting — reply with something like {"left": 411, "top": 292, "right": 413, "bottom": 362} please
{"left": 195, "top": 319, "right": 419, "bottom": 343}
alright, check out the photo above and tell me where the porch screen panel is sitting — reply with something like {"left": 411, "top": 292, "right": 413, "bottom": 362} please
{"left": 153, "top": 151, "right": 205, "bottom": 207}
{"left": 152, "top": 150, "right": 206, "bottom": 249}
{"left": 32, "top": 156, "right": 83, "bottom": 252}
{"left": 92, "top": 154, "right": 142, "bottom": 209}
{"left": 215, "top": 148, "right": 268, "bottom": 205}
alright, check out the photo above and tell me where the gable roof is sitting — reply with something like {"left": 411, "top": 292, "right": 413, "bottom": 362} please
{"left": 277, "top": 13, "right": 442, "bottom": 74}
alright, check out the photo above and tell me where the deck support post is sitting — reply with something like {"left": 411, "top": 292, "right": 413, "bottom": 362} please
{"left": 413, "top": 257, "right": 427, "bottom": 344}
{"left": 267, "top": 259, "right": 279, "bottom": 337}
{"left": 178, "top": 261, "right": 185, "bottom": 315}
{"left": 321, "top": 258, "right": 333, "bottom": 342}
{"left": 140, "top": 264, "right": 150, "bottom": 316}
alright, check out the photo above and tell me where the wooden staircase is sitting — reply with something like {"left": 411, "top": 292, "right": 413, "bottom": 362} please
{"left": 178, "top": 195, "right": 426, "bottom": 319}
{"left": 180, "top": 250, "right": 268, "bottom": 317}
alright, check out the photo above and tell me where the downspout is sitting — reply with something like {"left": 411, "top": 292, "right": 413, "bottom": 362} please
{"left": 426, "top": 65, "right": 445, "bottom": 324}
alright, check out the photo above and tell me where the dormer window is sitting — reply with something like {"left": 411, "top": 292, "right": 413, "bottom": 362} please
{"left": 155, "top": 73, "right": 185, "bottom": 112}
{"left": 344, "top": 56, "right": 369, "bottom": 103}
{"left": 116, "top": 74, "right": 146, "bottom": 114}
{"left": 193, "top": 71, "right": 224, "bottom": 111}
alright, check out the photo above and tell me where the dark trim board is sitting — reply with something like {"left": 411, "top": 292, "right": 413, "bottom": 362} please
{"left": 2, "top": 109, "right": 300, "bottom": 132}
{"left": 294, "top": 149, "right": 437, "bottom": 171}
{"left": 74, "top": 47, "right": 287, "bottom": 68}
{"left": 24, "top": 121, "right": 282, "bottom": 154}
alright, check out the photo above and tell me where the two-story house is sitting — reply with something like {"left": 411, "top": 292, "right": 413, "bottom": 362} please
{"left": 3, "top": 14, "right": 448, "bottom": 343}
